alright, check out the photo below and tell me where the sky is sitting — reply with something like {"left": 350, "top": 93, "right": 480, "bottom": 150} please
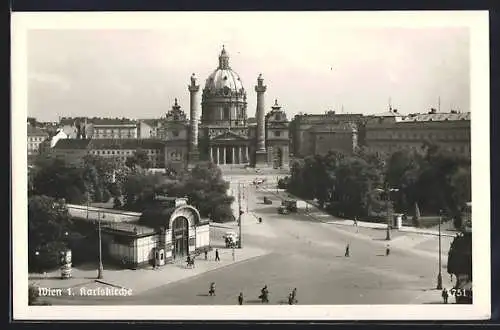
{"left": 25, "top": 13, "right": 470, "bottom": 122}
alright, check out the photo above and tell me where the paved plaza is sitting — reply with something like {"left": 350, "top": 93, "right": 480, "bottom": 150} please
{"left": 34, "top": 172, "right": 455, "bottom": 305}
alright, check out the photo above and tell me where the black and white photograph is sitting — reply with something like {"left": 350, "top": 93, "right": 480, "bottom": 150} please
{"left": 12, "top": 11, "right": 490, "bottom": 320}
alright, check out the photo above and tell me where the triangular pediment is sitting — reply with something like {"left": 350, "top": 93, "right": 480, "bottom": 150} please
{"left": 212, "top": 130, "right": 247, "bottom": 141}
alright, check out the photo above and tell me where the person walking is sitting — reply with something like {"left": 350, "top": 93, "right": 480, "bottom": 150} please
{"left": 344, "top": 243, "right": 350, "bottom": 257}
{"left": 442, "top": 288, "right": 449, "bottom": 304}
{"left": 288, "top": 293, "right": 294, "bottom": 305}
{"left": 209, "top": 282, "right": 216, "bottom": 296}
{"left": 385, "top": 244, "right": 391, "bottom": 256}
{"left": 353, "top": 216, "right": 358, "bottom": 227}
{"left": 204, "top": 250, "right": 208, "bottom": 261}
{"left": 238, "top": 292, "right": 244, "bottom": 305}
{"left": 215, "top": 249, "right": 220, "bottom": 262}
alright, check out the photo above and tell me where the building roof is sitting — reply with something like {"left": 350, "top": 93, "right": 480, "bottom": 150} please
{"left": 102, "top": 222, "right": 156, "bottom": 236}
{"left": 139, "top": 119, "right": 160, "bottom": 127}
{"left": 60, "top": 117, "right": 137, "bottom": 126}
{"left": 53, "top": 139, "right": 92, "bottom": 150}
{"left": 311, "top": 123, "right": 357, "bottom": 133}
{"left": 89, "top": 139, "right": 165, "bottom": 150}
{"left": 27, "top": 125, "right": 49, "bottom": 137}
{"left": 59, "top": 117, "right": 88, "bottom": 126}
{"left": 92, "top": 118, "right": 137, "bottom": 126}
{"left": 401, "top": 112, "right": 470, "bottom": 122}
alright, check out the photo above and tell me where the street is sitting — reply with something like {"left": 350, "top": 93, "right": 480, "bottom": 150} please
{"left": 44, "top": 173, "right": 453, "bottom": 305}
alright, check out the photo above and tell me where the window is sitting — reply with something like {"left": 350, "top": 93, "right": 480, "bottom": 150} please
{"left": 172, "top": 130, "right": 179, "bottom": 137}
{"left": 223, "top": 107, "right": 230, "bottom": 120}
{"left": 275, "top": 131, "right": 281, "bottom": 137}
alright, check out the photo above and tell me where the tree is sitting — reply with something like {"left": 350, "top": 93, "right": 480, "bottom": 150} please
{"left": 113, "top": 196, "right": 123, "bottom": 209}
{"left": 126, "top": 148, "right": 152, "bottom": 169}
{"left": 31, "top": 156, "right": 88, "bottom": 204}
{"left": 122, "top": 172, "right": 161, "bottom": 211}
{"left": 333, "top": 155, "right": 383, "bottom": 217}
{"left": 447, "top": 232, "right": 472, "bottom": 280}
{"left": 182, "top": 162, "right": 234, "bottom": 222}
{"left": 28, "top": 195, "right": 73, "bottom": 272}
{"left": 121, "top": 162, "right": 234, "bottom": 222}
{"left": 386, "top": 149, "right": 423, "bottom": 212}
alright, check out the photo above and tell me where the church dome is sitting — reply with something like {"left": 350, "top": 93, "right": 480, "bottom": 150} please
{"left": 204, "top": 46, "right": 245, "bottom": 97}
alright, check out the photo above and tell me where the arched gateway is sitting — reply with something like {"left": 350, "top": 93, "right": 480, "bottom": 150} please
{"left": 166, "top": 204, "right": 202, "bottom": 260}
{"left": 87, "top": 197, "right": 211, "bottom": 269}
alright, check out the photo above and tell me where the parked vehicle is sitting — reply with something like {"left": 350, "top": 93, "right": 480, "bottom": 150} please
{"left": 263, "top": 196, "right": 273, "bottom": 204}
{"left": 253, "top": 177, "right": 266, "bottom": 185}
{"left": 223, "top": 231, "right": 239, "bottom": 248}
{"left": 278, "top": 199, "right": 297, "bottom": 214}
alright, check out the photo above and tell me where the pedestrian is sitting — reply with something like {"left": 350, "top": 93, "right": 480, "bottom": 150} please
{"left": 238, "top": 292, "right": 244, "bottom": 305}
{"left": 209, "top": 282, "right": 216, "bottom": 296}
{"left": 288, "top": 293, "right": 294, "bottom": 305}
{"left": 292, "top": 288, "right": 297, "bottom": 303}
{"left": 442, "top": 288, "right": 449, "bottom": 304}
{"left": 215, "top": 249, "right": 220, "bottom": 262}
{"left": 385, "top": 244, "right": 390, "bottom": 256}
{"left": 204, "top": 250, "right": 208, "bottom": 261}
{"left": 353, "top": 216, "right": 358, "bottom": 227}
{"left": 344, "top": 244, "right": 350, "bottom": 257}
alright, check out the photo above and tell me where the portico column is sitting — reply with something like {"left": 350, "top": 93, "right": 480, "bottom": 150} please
{"left": 223, "top": 147, "right": 226, "bottom": 165}
{"left": 232, "top": 147, "right": 236, "bottom": 165}
{"left": 210, "top": 147, "right": 213, "bottom": 163}
{"left": 216, "top": 147, "right": 220, "bottom": 165}
{"left": 245, "top": 146, "right": 249, "bottom": 163}
{"left": 238, "top": 146, "right": 243, "bottom": 165}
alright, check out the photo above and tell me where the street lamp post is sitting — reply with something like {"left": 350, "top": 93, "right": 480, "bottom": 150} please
{"left": 97, "top": 210, "right": 104, "bottom": 279}
{"left": 375, "top": 185, "right": 399, "bottom": 241}
{"left": 238, "top": 182, "right": 242, "bottom": 249}
{"left": 437, "top": 209, "right": 443, "bottom": 290}
{"left": 385, "top": 190, "right": 391, "bottom": 241}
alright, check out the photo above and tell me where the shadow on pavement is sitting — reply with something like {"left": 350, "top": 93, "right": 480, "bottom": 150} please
{"left": 196, "top": 293, "right": 211, "bottom": 297}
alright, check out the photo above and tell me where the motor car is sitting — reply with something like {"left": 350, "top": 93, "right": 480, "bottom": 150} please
{"left": 253, "top": 178, "right": 266, "bottom": 185}
{"left": 222, "top": 231, "right": 239, "bottom": 248}
{"left": 263, "top": 196, "right": 273, "bottom": 204}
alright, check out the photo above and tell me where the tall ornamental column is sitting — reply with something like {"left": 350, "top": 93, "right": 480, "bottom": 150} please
{"left": 188, "top": 73, "right": 200, "bottom": 163}
{"left": 254, "top": 74, "right": 268, "bottom": 165}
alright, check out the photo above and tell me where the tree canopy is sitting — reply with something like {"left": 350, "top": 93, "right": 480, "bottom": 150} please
{"left": 286, "top": 145, "right": 471, "bottom": 226}
{"left": 121, "top": 162, "right": 234, "bottom": 222}
{"left": 125, "top": 148, "right": 152, "bottom": 169}
{"left": 28, "top": 195, "right": 73, "bottom": 271}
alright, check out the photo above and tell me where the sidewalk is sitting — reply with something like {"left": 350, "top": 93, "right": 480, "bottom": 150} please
{"left": 263, "top": 189, "right": 456, "bottom": 238}
{"left": 29, "top": 246, "right": 269, "bottom": 295}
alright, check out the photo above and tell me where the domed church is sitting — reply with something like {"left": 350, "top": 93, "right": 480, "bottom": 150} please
{"left": 163, "top": 46, "right": 290, "bottom": 170}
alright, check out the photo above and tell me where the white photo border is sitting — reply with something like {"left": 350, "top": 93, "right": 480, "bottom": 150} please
{"left": 11, "top": 10, "right": 491, "bottom": 320}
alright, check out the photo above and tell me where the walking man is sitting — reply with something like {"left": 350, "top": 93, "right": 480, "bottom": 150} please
{"left": 345, "top": 243, "right": 350, "bottom": 257}
{"left": 215, "top": 249, "right": 220, "bottom": 262}
{"left": 238, "top": 292, "right": 244, "bottom": 305}
{"left": 353, "top": 216, "right": 358, "bottom": 227}
{"left": 204, "top": 250, "right": 208, "bottom": 261}
{"left": 385, "top": 244, "right": 391, "bottom": 256}
{"left": 442, "top": 288, "right": 449, "bottom": 304}
{"left": 288, "top": 293, "right": 294, "bottom": 305}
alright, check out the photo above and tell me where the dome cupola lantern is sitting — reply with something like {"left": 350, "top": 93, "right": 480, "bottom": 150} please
{"left": 218, "top": 45, "right": 230, "bottom": 69}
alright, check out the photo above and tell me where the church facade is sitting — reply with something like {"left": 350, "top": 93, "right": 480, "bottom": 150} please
{"left": 163, "top": 46, "right": 290, "bottom": 170}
